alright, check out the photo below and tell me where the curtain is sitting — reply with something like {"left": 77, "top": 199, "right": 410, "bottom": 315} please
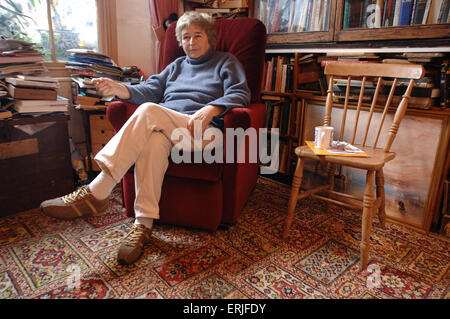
{"left": 148, "top": 0, "right": 178, "bottom": 73}
{"left": 96, "top": 0, "right": 118, "bottom": 63}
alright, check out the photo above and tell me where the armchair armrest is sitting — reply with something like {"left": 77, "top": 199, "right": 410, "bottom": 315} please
{"left": 107, "top": 101, "right": 266, "bottom": 133}
{"left": 106, "top": 101, "right": 139, "bottom": 132}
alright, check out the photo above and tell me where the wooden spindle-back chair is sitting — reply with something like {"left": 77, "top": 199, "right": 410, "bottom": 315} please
{"left": 282, "top": 62, "right": 425, "bottom": 269}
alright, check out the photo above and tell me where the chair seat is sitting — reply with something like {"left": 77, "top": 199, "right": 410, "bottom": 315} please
{"left": 166, "top": 161, "right": 222, "bottom": 182}
{"left": 296, "top": 145, "right": 396, "bottom": 171}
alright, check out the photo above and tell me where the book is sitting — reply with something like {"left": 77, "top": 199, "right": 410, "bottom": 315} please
{"left": 438, "top": 0, "right": 450, "bottom": 23}
{"left": 13, "top": 96, "right": 69, "bottom": 107}
{"left": 7, "top": 84, "right": 57, "bottom": 100}
{"left": 361, "top": 0, "right": 374, "bottom": 27}
{"left": 75, "top": 94, "right": 101, "bottom": 106}
{"left": 421, "top": 0, "right": 432, "bottom": 23}
{"left": 14, "top": 75, "right": 58, "bottom": 83}
{"left": 398, "top": 0, "right": 414, "bottom": 25}
{"left": 375, "top": 0, "right": 385, "bottom": 27}
{"left": 383, "top": 0, "right": 396, "bottom": 26}
{"left": 412, "top": 0, "right": 429, "bottom": 24}
{"left": 5, "top": 77, "right": 59, "bottom": 89}
{"left": 304, "top": 0, "right": 314, "bottom": 31}
{"left": 0, "top": 55, "right": 42, "bottom": 64}
{"left": 344, "top": 0, "right": 363, "bottom": 28}
{"left": 393, "top": 0, "right": 403, "bottom": 25}
{"left": 0, "top": 109, "right": 12, "bottom": 119}
{"left": 305, "top": 140, "right": 369, "bottom": 157}
{"left": 13, "top": 97, "right": 69, "bottom": 113}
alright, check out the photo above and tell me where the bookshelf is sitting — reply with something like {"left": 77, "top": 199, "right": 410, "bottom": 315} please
{"left": 335, "top": 0, "right": 450, "bottom": 41}
{"left": 254, "top": 0, "right": 450, "bottom": 45}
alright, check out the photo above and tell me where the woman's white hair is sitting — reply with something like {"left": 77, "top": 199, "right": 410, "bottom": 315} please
{"left": 175, "top": 11, "right": 216, "bottom": 47}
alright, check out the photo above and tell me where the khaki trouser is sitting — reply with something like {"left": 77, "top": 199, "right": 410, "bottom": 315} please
{"left": 94, "top": 103, "right": 222, "bottom": 220}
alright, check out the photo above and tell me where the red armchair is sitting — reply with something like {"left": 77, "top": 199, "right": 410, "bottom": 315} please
{"left": 106, "top": 18, "right": 267, "bottom": 231}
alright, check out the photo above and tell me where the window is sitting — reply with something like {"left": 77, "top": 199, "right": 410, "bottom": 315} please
{"left": 1, "top": 0, "right": 98, "bottom": 61}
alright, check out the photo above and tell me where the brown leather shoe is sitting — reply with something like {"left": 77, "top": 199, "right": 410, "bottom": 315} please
{"left": 40, "top": 185, "right": 109, "bottom": 220}
{"left": 117, "top": 224, "right": 152, "bottom": 265}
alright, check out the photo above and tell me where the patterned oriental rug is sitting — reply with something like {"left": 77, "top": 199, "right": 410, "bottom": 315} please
{"left": 0, "top": 177, "right": 448, "bottom": 299}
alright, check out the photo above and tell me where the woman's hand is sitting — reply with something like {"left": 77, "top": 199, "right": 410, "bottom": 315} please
{"left": 187, "top": 105, "right": 224, "bottom": 137}
{"left": 92, "top": 77, "right": 131, "bottom": 100}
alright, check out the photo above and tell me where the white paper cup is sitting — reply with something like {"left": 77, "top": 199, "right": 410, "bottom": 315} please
{"left": 314, "top": 126, "right": 334, "bottom": 149}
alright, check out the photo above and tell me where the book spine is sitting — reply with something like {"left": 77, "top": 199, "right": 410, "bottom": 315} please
{"left": 343, "top": 0, "right": 350, "bottom": 28}
{"left": 440, "top": 0, "right": 450, "bottom": 22}
{"left": 421, "top": 0, "right": 431, "bottom": 23}
{"left": 361, "top": 0, "right": 374, "bottom": 27}
{"left": 321, "top": 0, "right": 331, "bottom": 30}
{"left": 304, "top": 0, "right": 314, "bottom": 31}
{"left": 410, "top": 0, "right": 418, "bottom": 24}
{"left": 312, "top": 0, "right": 323, "bottom": 31}
{"left": 298, "top": 0, "right": 309, "bottom": 31}
{"left": 386, "top": 0, "right": 396, "bottom": 26}
{"left": 393, "top": 0, "right": 402, "bottom": 25}
{"left": 375, "top": 0, "right": 384, "bottom": 27}
{"left": 398, "top": 0, "right": 413, "bottom": 25}
{"left": 270, "top": 0, "right": 281, "bottom": 32}
{"left": 382, "top": 0, "right": 390, "bottom": 26}
{"left": 412, "top": 0, "right": 427, "bottom": 24}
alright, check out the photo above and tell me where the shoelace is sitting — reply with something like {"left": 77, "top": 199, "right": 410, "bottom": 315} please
{"left": 124, "top": 225, "right": 148, "bottom": 246}
{"left": 62, "top": 186, "right": 89, "bottom": 204}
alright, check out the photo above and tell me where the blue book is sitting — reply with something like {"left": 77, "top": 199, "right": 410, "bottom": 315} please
{"left": 68, "top": 57, "right": 113, "bottom": 66}
{"left": 304, "top": 0, "right": 313, "bottom": 31}
{"left": 398, "top": 0, "right": 413, "bottom": 25}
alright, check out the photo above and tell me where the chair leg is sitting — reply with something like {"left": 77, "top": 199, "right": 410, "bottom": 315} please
{"left": 360, "top": 170, "right": 375, "bottom": 270}
{"left": 282, "top": 157, "right": 305, "bottom": 239}
{"left": 375, "top": 169, "right": 386, "bottom": 228}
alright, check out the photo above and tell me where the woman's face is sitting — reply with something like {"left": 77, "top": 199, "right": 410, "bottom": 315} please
{"left": 181, "top": 24, "right": 211, "bottom": 59}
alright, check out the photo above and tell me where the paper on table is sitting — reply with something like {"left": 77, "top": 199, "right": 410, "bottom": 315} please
{"left": 305, "top": 141, "right": 369, "bottom": 157}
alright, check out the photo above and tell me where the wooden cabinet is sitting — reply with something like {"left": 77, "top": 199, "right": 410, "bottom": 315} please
{"left": 82, "top": 111, "right": 115, "bottom": 172}
{"left": 334, "top": 0, "right": 450, "bottom": 42}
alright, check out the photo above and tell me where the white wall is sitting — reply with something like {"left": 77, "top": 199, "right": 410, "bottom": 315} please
{"left": 115, "top": 0, "right": 156, "bottom": 77}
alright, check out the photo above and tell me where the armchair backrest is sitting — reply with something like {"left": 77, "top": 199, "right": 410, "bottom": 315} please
{"left": 163, "top": 17, "right": 267, "bottom": 103}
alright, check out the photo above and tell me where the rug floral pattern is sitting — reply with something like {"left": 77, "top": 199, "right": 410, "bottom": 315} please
{"left": 0, "top": 177, "right": 448, "bottom": 299}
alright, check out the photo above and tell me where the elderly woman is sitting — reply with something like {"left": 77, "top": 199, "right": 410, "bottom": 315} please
{"left": 40, "top": 11, "right": 250, "bottom": 265}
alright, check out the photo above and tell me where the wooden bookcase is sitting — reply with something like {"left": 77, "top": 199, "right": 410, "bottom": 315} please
{"left": 255, "top": 0, "right": 450, "bottom": 233}
{"left": 255, "top": 0, "right": 450, "bottom": 45}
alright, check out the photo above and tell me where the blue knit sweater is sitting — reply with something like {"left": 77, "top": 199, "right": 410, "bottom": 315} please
{"left": 123, "top": 49, "right": 251, "bottom": 129}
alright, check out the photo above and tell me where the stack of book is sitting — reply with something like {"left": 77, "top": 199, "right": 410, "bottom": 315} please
{"left": 6, "top": 75, "right": 69, "bottom": 114}
{"left": 0, "top": 38, "right": 47, "bottom": 79}
{"left": 65, "top": 48, "right": 122, "bottom": 80}
{"left": 262, "top": 55, "right": 295, "bottom": 93}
